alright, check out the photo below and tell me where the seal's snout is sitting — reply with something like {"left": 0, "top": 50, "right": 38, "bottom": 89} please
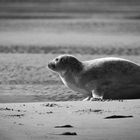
{"left": 48, "top": 62, "right": 56, "bottom": 70}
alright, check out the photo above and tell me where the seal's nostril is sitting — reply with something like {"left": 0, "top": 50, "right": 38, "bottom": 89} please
{"left": 51, "top": 64, "right": 56, "bottom": 69}
{"left": 48, "top": 62, "right": 55, "bottom": 69}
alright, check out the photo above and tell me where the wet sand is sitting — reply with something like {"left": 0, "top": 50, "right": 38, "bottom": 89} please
{"left": 0, "top": 100, "right": 140, "bottom": 140}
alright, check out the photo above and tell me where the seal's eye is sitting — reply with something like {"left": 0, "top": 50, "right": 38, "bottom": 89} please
{"left": 55, "top": 58, "right": 59, "bottom": 62}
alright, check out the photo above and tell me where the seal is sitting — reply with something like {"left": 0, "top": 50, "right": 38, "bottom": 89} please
{"left": 48, "top": 54, "right": 140, "bottom": 100}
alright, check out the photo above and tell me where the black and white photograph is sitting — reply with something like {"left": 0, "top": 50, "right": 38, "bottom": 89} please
{"left": 0, "top": 0, "right": 140, "bottom": 140}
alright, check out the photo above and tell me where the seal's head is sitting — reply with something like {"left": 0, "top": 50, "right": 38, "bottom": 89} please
{"left": 48, "top": 54, "right": 83, "bottom": 74}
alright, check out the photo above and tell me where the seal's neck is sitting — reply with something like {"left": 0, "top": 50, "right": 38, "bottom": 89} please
{"left": 59, "top": 70, "right": 78, "bottom": 88}
{"left": 59, "top": 70, "right": 67, "bottom": 77}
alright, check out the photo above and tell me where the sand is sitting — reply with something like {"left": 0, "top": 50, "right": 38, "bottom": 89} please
{"left": 0, "top": 100, "right": 140, "bottom": 140}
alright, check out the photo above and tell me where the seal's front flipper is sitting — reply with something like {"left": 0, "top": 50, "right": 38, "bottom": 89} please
{"left": 82, "top": 92, "right": 93, "bottom": 101}
{"left": 83, "top": 96, "right": 92, "bottom": 101}
{"left": 92, "top": 90, "right": 103, "bottom": 100}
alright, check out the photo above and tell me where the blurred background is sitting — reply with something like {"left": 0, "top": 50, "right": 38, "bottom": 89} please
{"left": 0, "top": 0, "right": 140, "bottom": 102}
